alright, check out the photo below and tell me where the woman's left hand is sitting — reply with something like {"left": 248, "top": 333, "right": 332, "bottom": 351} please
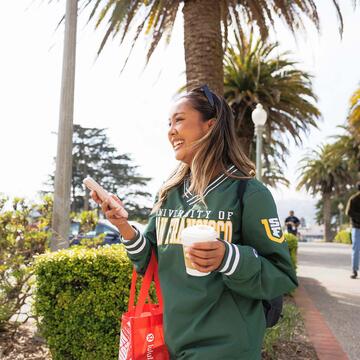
{"left": 185, "top": 240, "right": 226, "bottom": 273}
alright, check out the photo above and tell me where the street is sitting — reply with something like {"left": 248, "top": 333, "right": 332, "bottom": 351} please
{"left": 298, "top": 242, "right": 360, "bottom": 360}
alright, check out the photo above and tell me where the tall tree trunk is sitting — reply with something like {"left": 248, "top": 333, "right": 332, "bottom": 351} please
{"left": 234, "top": 107, "right": 255, "bottom": 157}
{"left": 323, "top": 192, "right": 332, "bottom": 242}
{"left": 183, "top": 0, "right": 223, "bottom": 95}
{"left": 51, "top": 0, "right": 78, "bottom": 251}
{"left": 237, "top": 134, "right": 253, "bottom": 157}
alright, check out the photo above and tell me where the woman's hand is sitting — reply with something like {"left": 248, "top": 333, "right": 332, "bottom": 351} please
{"left": 90, "top": 191, "right": 128, "bottom": 228}
{"left": 185, "top": 240, "right": 226, "bottom": 273}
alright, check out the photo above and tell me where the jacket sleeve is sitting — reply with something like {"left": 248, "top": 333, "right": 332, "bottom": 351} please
{"left": 217, "top": 188, "right": 298, "bottom": 300}
{"left": 121, "top": 210, "right": 157, "bottom": 275}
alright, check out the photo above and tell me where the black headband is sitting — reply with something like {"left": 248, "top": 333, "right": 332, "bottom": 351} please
{"left": 200, "top": 84, "right": 215, "bottom": 108}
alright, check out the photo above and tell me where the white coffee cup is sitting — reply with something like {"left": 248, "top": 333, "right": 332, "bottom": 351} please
{"left": 181, "top": 225, "right": 218, "bottom": 276}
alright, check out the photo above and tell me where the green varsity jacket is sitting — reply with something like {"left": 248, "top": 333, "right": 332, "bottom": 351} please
{"left": 122, "top": 166, "right": 298, "bottom": 359}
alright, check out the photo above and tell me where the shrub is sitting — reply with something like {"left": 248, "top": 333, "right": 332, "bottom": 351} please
{"left": 0, "top": 195, "right": 50, "bottom": 330}
{"left": 262, "top": 303, "right": 300, "bottom": 359}
{"left": 74, "top": 210, "right": 99, "bottom": 234}
{"left": 34, "top": 245, "right": 134, "bottom": 360}
{"left": 334, "top": 230, "right": 351, "bottom": 244}
{"left": 0, "top": 194, "right": 106, "bottom": 331}
{"left": 285, "top": 233, "right": 298, "bottom": 271}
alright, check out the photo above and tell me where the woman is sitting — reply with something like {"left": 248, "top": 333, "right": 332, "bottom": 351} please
{"left": 92, "top": 86, "right": 298, "bottom": 360}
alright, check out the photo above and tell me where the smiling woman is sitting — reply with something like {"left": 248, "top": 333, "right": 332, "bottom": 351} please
{"left": 91, "top": 85, "right": 298, "bottom": 360}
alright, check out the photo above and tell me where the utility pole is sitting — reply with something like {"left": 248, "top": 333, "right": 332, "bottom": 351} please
{"left": 51, "top": 0, "right": 78, "bottom": 251}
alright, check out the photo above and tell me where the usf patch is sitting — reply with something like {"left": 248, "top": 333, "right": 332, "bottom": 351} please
{"left": 261, "top": 218, "right": 284, "bottom": 243}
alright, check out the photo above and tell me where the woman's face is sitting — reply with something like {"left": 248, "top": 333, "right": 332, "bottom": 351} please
{"left": 168, "top": 98, "right": 213, "bottom": 165}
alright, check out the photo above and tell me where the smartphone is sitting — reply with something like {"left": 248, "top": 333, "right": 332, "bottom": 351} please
{"left": 83, "top": 177, "right": 128, "bottom": 217}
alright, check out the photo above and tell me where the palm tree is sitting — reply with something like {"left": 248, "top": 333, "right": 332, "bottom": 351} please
{"left": 331, "top": 127, "right": 360, "bottom": 178}
{"left": 223, "top": 32, "right": 320, "bottom": 166}
{"left": 349, "top": 87, "right": 360, "bottom": 139}
{"left": 82, "top": 1, "right": 349, "bottom": 95}
{"left": 316, "top": 129, "right": 359, "bottom": 232}
{"left": 297, "top": 144, "right": 353, "bottom": 242}
{"left": 347, "top": 88, "right": 360, "bottom": 177}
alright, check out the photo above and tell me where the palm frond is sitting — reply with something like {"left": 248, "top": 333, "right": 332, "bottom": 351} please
{"left": 224, "top": 30, "right": 320, "bottom": 184}
{"left": 297, "top": 142, "right": 355, "bottom": 196}
{"left": 78, "top": 0, "right": 352, "bottom": 71}
{"left": 348, "top": 87, "right": 360, "bottom": 138}
{"left": 83, "top": 0, "right": 180, "bottom": 65}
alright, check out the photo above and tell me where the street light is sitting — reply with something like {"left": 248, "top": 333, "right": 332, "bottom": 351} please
{"left": 338, "top": 202, "right": 344, "bottom": 228}
{"left": 251, "top": 103, "right": 268, "bottom": 182}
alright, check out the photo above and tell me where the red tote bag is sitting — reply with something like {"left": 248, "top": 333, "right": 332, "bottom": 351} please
{"left": 119, "top": 252, "right": 170, "bottom": 360}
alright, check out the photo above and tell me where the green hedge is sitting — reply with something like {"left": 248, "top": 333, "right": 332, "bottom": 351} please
{"left": 34, "top": 245, "right": 133, "bottom": 360}
{"left": 334, "top": 230, "right": 351, "bottom": 244}
{"left": 285, "top": 233, "right": 298, "bottom": 271}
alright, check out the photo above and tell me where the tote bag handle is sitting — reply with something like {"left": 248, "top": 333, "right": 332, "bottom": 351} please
{"left": 127, "top": 251, "right": 164, "bottom": 315}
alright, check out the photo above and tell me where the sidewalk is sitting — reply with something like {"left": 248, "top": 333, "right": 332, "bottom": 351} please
{"left": 295, "top": 242, "right": 360, "bottom": 360}
{"left": 294, "top": 279, "right": 348, "bottom": 360}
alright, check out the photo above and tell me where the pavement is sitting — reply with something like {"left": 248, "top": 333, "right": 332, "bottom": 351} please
{"left": 295, "top": 242, "right": 360, "bottom": 360}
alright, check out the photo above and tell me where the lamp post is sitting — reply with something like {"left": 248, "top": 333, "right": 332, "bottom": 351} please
{"left": 338, "top": 202, "right": 344, "bottom": 228}
{"left": 251, "top": 103, "right": 268, "bottom": 182}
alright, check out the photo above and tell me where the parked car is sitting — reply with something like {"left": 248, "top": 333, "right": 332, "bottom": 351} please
{"left": 69, "top": 221, "right": 81, "bottom": 240}
{"left": 70, "top": 219, "right": 145, "bottom": 246}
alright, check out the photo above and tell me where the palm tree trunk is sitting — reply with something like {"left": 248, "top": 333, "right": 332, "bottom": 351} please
{"left": 237, "top": 135, "right": 253, "bottom": 157}
{"left": 233, "top": 106, "right": 255, "bottom": 157}
{"left": 323, "top": 192, "right": 332, "bottom": 242}
{"left": 183, "top": 0, "right": 223, "bottom": 95}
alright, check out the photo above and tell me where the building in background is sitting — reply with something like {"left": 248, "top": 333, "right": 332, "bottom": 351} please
{"left": 297, "top": 224, "right": 325, "bottom": 242}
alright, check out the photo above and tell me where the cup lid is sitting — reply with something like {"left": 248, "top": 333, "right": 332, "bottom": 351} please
{"left": 181, "top": 225, "right": 218, "bottom": 240}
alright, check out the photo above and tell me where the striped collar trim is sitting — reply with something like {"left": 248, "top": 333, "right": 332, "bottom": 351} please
{"left": 183, "top": 165, "right": 237, "bottom": 205}
{"left": 183, "top": 179, "right": 192, "bottom": 199}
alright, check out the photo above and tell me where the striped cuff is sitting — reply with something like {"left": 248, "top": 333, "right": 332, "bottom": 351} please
{"left": 217, "top": 241, "right": 241, "bottom": 276}
{"left": 121, "top": 226, "right": 147, "bottom": 255}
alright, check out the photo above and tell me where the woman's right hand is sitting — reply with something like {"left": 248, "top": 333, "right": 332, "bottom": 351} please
{"left": 90, "top": 191, "right": 129, "bottom": 228}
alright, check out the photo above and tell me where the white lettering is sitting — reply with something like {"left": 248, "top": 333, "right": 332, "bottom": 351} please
{"left": 269, "top": 218, "right": 280, "bottom": 227}
{"left": 269, "top": 218, "right": 282, "bottom": 237}
{"left": 146, "top": 333, "right": 155, "bottom": 359}
{"left": 147, "top": 344, "right": 154, "bottom": 359}
{"left": 185, "top": 209, "right": 195, "bottom": 218}
{"left": 272, "top": 227, "right": 282, "bottom": 237}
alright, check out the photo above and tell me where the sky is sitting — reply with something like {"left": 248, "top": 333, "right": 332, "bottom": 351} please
{"left": 0, "top": 1, "right": 359, "bottom": 225}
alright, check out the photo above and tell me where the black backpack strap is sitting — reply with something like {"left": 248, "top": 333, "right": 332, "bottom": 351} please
{"left": 237, "top": 179, "right": 249, "bottom": 244}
